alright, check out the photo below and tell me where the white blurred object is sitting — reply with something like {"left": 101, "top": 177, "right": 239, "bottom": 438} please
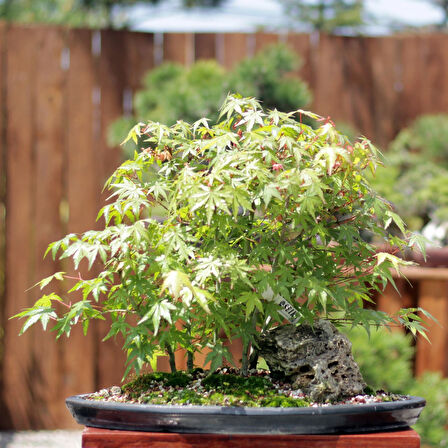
{"left": 0, "top": 431, "right": 82, "bottom": 448}
{"left": 128, "top": 0, "right": 443, "bottom": 34}
{"left": 421, "top": 220, "right": 448, "bottom": 246}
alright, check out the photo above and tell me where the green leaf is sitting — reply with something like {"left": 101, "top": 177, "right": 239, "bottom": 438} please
{"left": 204, "top": 342, "right": 233, "bottom": 372}
{"left": 32, "top": 272, "right": 65, "bottom": 290}
{"left": 149, "top": 349, "right": 165, "bottom": 372}
{"left": 384, "top": 210, "right": 407, "bottom": 235}
{"left": 121, "top": 122, "right": 145, "bottom": 145}
{"left": 236, "top": 292, "right": 263, "bottom": 319}
{"left": 82, "top": 319, "right": 89, "bottom": 336}
{"left": 192, "top": 287, "right": 212, "bottom": 314}
{"left": 161, "top": 271, "right": 192, "bottom": 298}
{"left": 408, "top": 233, "right": 430, "bottom": 261}
{"left": 375, "top": 252, "right": 414, "bottom": 273}
{"left": 262, "top": 184, "right": 282, "bottom": 207}
{"left": 14, "top": 307, "right": 57, "bottom": 335}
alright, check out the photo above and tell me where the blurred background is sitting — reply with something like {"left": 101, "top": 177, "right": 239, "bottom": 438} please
{"left": 0, "top": 1, "right": 448, "bottom": 446}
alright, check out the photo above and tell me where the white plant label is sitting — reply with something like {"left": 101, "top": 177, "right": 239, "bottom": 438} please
{"left": 262, "top": 286, "right": 300, "bottom": 324}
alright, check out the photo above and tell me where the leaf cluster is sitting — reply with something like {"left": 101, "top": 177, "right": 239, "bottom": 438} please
{"left": 13, "top": 95, "right": 430, "bottom": 378}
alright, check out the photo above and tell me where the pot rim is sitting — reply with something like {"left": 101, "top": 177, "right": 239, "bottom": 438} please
{"left": 66, "top": 393, "right": 425, "bottom": 416}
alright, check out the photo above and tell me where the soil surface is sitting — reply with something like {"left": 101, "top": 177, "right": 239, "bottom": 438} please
{"left": 86, "top": 368, "right": 406, "bottom": 407}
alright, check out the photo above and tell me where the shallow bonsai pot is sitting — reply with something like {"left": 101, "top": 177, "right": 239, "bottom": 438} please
{"left": 66, "top": 394, "right": 425, "bottom": 435}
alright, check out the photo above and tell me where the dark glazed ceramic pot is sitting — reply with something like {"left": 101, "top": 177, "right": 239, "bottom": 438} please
{"left": 66, "top": 395, "right": 425, "bottom": 435}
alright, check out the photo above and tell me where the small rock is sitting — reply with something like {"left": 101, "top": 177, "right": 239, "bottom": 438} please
{"left": 110, "top": 386, "right": 122, "bottom": 396}
{"left": 257, "top": 320, "right": 366, "bottom": 402}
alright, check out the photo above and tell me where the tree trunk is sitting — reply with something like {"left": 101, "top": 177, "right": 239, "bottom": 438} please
{"left": 166, "top": 346, "right": 177, "bottom": 373}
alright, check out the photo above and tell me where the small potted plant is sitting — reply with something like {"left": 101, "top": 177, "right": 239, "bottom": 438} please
{"left": 371, "top": 114, "right": 448, "bottom": 268}
{"left": 13, "top": 95, "right": 430, "bottom": 438}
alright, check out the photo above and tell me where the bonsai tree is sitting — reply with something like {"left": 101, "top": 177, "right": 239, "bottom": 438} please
{"left": 14, "top": 95, "right": 430, "bottom": 382}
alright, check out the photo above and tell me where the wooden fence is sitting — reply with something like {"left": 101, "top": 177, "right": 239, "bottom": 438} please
{"left": 0, "top": 23, "right": 448, "bottom": 430}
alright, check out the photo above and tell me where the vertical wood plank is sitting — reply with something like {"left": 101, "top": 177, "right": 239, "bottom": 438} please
{"left": 163, "top": 33, "right": 194, "bottom": 65}
{"left": 366, "top": 36, "right": 401, "bottom": 147}
{"left": 396, "top": 35, "right": 424, "bottom": 129}
{"left": 254, "top": 32, "right": 279, "bottom": 53}
{"left": 419, "top": 34, "right": 448, "bottom": 117}
{"left": 65, "top": 28, "right": 98, "bottom": 417}
{"left": 0, "top": 21, "right": 5, "bottom": 314}
{"left": 313, "top": 35, "right": 351, "bottom": 122}
{"left": 221, "top": 34, "right": 248, "bottom": 69}
{"left": 415, "top": 280, "right": 448, "bottom": 376}
{"left": 97, "top": 30, "right": 127, "bottom": 180}
{"left": 31, "top": 25, "right": 67, "bottom": 429}
{"left": 339, "top": 37, "right": 375, "bottom": 139}
{"left": 194, "top": 33, "right": 216, "bottom": 61}
{"left": 122, "top": 31, "right": 154, "bottom": 89}
{"left": 3, "top": 24, "right": 39, "bottom": 430}
{"left": 285, "top": 34, "right": 313, "bottom": 88}
{"left": 0, "top": 22, "right": 11, "bottom": 430}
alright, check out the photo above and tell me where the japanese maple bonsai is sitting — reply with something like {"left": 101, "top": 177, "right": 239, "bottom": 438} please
{"left": 13, "top": 95, "right": 430, "bottom": 429}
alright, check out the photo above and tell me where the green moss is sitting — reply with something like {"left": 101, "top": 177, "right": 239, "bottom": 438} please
{"left": 123, "top": 371, "right": 193, "bottom": 399}
{"left": 202, "top": 373, "right": 272, "bottom": 395}
{"left": 165, "top": 372, "right": 192, "bottom": 387}
{"left": 171, "top": 389, "right": 204, "bottom": 405}
{"left": 261, "top": 396, "right": 308, "bottom": 408}
{"left": 120, "top": 371, "right": 314, "bottom": 408}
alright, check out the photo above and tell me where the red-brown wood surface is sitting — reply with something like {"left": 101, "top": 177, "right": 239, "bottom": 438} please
{"left": 32, "top": 25, "right": 67, "bottom": 428}
{"left": 396, "top": 36, "right": 423, "bottom": 126}
{"left": 122, "top": 31, "right": 155, "bottom": 90}
{"left": 376, "top": 279, "right": 416, "bottom": 333}
{"left": 220, "top": 33, "right": 248, "bottom": 69}
{"left": 313, "top": 35, "right": 350, "bottom": 123}
{"left": 82, "top": 427, "right": 420, "bottom": 448}
{"left": 195, "top": 33, "right": 216, "bottom": 61}
{"left": 254, "top": 32, "right": 279, "bottom": 53}
{"left": 285, "top": 33, "right": 313, "bottom": 87}
{"left": 65, "top": 28, "right": 99, "bottom": 426}
{"left": 3, "top": 24, "right": 42, "bottom": 429}
{"left": 415, "top": 279, "right": 448, "bottom": 376}
{"left": 164, "top": 33, "right": 194, "bottom": 65}
{"left": 365, "top": 36, "right": 401, "bottom": 148}
{"left": 418, "top": 34, "right": 448, "bottom": 116}
{"left": 339, "top": 36, "right": 374, "bottom": 138}
{"left": 0, "top": 21, "right": 9, "bottom": 430}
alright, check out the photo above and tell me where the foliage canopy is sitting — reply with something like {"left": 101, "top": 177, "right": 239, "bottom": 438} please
{"left": 14, "top": 95, "right": 430, "bottom": 378}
